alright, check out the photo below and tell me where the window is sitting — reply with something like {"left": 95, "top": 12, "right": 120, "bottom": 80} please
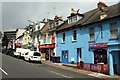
{"left": 73, "top": 30, "right": 77, "bottom": 41}
{"left": 47, "top": 34, "right": 51, "bottom": 43}
{"left": 110, "top": 22, "right": 118, "bottom": 38}
{"left": 25, "top": 52, "right": 28, "bottom": 55}
{"left": 34, "top": 52, "right": 41, "bottom": 56}
{"left": 68, "top": 15, "right": 77, "bottom": 24}
{"left": 89, "top": 27, "right": 95, "bottom": 41}
{"left": 62, "top": 32, "right": 65, "bottom": 43}
{"left": 43, "top": 35, "right": 46, "bottom": 43}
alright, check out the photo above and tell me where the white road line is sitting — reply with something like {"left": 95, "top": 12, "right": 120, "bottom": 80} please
{"left": 0, "top": 68, "right": 8, "bottom": 75}
{"left": 49, "top": 70, "right": 73, "bottom": 78}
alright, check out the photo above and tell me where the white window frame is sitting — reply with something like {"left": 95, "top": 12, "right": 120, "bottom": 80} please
{"left": 110, "top": 22, "right": 118, "bottom": 39}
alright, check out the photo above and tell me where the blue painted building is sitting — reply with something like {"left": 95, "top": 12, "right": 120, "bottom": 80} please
{"left": 56, "top": 2, "right": 120, "bottom": 76}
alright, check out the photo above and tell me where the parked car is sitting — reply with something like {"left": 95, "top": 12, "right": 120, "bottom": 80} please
{"left": 1, "top": 48, "right": 7, "bottom": 54}
{"left": 6, "top": 48, "right": 15, "bottom": 57}
{"left": 24, "top": 51, "right": 41, "bottom": 63}
{"left": 14, "top": 48, "right": 30, "bottom": 59}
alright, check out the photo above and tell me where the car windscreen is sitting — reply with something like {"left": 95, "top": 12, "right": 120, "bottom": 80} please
{"left": 33, "top": 52, "right": 41, "bottom": 56}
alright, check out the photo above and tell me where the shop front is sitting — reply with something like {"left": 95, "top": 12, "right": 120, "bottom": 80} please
{"left": 89, "top": 42, "right": 108, "bottom": 64}
{"left": 83, "top": 42, "right": 119, "bottom": 75}
{"left": 38, "top": 44, "right": 55, "bottom": 60}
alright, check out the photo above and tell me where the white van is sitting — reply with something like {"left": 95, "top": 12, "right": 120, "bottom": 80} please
{"left": 14, "top": 48, "right": 30, "bottom": 58}
{"left": 24, "top": 51, "right": 41, "bottom": 63}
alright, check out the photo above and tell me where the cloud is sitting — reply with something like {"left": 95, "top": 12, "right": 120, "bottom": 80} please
{"left": 2, "top": 2, "right": 118, "bottom": 31}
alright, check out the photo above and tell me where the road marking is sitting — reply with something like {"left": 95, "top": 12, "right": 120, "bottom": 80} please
{"left": 49, "top": 70, "right": 73, "bottom": 78}
{"left": 0, "top": 68, "right": 8, "bottom": 75}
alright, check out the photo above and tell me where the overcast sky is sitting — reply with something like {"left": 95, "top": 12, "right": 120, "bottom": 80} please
{"left": 0, "top": 0, "right": 119, "bottom": 32}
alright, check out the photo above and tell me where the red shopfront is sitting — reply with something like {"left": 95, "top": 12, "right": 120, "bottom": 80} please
{"left": 89, "top": 42, "right": 108, "bottom": 64}
{"left": 38, "top": 44, "right": 55, "bottom": 60}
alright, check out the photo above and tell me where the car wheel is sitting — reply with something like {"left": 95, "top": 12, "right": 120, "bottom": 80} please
{"left": 29, "top": 58, "right": 31, "bottom": 62}
{"left": 40, "top": 61, "right": 42, "bottom": 64}
{"left": 23, "top": 57, "right": 25, "bottom": 61}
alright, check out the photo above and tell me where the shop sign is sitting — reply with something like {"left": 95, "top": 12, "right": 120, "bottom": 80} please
{"left": 38, "top": 44, "right": 55, "bottom": 49}
{"left": 89, "top": 42, "right": 108, "bottom": 49}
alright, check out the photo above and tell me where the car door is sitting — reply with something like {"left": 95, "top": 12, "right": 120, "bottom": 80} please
{"left": 24, "top": 52, "right": 29, "bottom": 61}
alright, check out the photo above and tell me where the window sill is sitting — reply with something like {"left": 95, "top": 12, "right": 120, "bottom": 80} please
{"left": 109, "top": 38, "right": 118, "bottom": 41}
{"left": 88, "top": 41, "right": 95, "bottom": 43}
{"left": 72, "top": 40, "right": 77, "bottom": 43}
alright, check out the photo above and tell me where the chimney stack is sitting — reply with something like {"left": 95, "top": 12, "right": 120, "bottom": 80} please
{"left": 97, "top": 1, "right": 108, "bottom": 11}
{"left": 97, "top": 2, "right": 108, "bottom": 20}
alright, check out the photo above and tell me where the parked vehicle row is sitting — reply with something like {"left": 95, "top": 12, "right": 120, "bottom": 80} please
{"left": 2, "top": 48, "right": 42, "bottom": 64}
{"left": 2, "top": 48, "right": 15, "bottom": 57}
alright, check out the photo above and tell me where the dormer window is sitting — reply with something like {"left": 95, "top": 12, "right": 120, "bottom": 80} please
{"left": 68, "top": 14, "right": 83, "bottom": 24}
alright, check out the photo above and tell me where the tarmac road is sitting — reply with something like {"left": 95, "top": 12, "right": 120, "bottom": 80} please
{"left": 2, "top": 53, "right": 98, "bottom": 79}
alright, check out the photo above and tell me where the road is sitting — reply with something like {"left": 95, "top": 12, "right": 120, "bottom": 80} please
{"left": 1, "top": 53, "right": 98, "bottom": 79}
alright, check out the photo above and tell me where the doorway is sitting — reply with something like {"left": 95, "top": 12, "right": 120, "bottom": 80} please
{"left": 61, "top": 50, "right": 68, "bottom": 63}
{"left": 77, "top": 48, "right": 82, "bottom": 62}
{"left": 94, "top": 49, "right": 107, "bottom": 64}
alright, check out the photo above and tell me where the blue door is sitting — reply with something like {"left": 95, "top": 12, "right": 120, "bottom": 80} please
{"left": 61, "top": 50, "right": 68, "bottom": 63}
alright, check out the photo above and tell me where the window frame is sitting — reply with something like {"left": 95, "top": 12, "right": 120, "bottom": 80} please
{"left": 110, "top": 22, "right": 118, "bottom": 39}
{"left": 62, "top": 32, "right": 65, "bottom": 43}
{"left": 72, "top": 29, "right": 77, "bottom": 41}
{"left": 89, "top": 27, "right": 95, "bottom": 41}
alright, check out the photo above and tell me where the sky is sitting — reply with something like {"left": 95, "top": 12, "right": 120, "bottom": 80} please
{"left": 0, "top": 0, "right": 119, "bottom": 32}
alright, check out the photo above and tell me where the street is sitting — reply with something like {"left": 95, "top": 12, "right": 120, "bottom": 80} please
{"left": 1, "top": 53, "right": 98, "bottom": 78}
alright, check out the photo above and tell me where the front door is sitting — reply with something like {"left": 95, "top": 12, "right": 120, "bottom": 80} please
{"left": 61, "top": 50, "right": 68, "bottom": 63}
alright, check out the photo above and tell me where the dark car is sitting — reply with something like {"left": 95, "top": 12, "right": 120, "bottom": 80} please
{"left": 1, "top": 48, "right": 8, "bottom": 54}
{"left": 6, "top": 48, "right": 15, "bottom": 57}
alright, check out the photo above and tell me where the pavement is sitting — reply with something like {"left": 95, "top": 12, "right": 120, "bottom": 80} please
{"left": 41, "top": 60, "right": 120, "bottom": 79}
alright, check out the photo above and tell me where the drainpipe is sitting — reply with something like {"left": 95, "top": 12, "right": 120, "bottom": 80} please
{"left": 109, "top": 52, "right": 114, "bottom": 76}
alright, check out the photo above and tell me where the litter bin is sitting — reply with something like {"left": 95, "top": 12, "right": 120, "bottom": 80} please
{"left": 52, "top": 56, "right": 60, "bottom": 63}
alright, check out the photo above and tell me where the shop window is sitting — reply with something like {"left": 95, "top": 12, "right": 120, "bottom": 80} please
{"left": 62, "top": 32, "right": 65, "bottom": 43}
{"left": 110, "top": 22, "right": 118, "bottom": 39}
{"left": 43, "top": 35, "right": 46, "bottom": 43}
{"left": 89, "top": 27, "right": 95, "bottom": 41}
{"left": 72, "top": 30, "right": 77, "bottom": 41}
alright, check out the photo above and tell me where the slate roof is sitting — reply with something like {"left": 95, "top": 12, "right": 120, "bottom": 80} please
{"left": 41, "top": 19, "right": 53, "bottom": 34}
{"left": 56, "top": 2, "right": 120, "bottom": 32}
